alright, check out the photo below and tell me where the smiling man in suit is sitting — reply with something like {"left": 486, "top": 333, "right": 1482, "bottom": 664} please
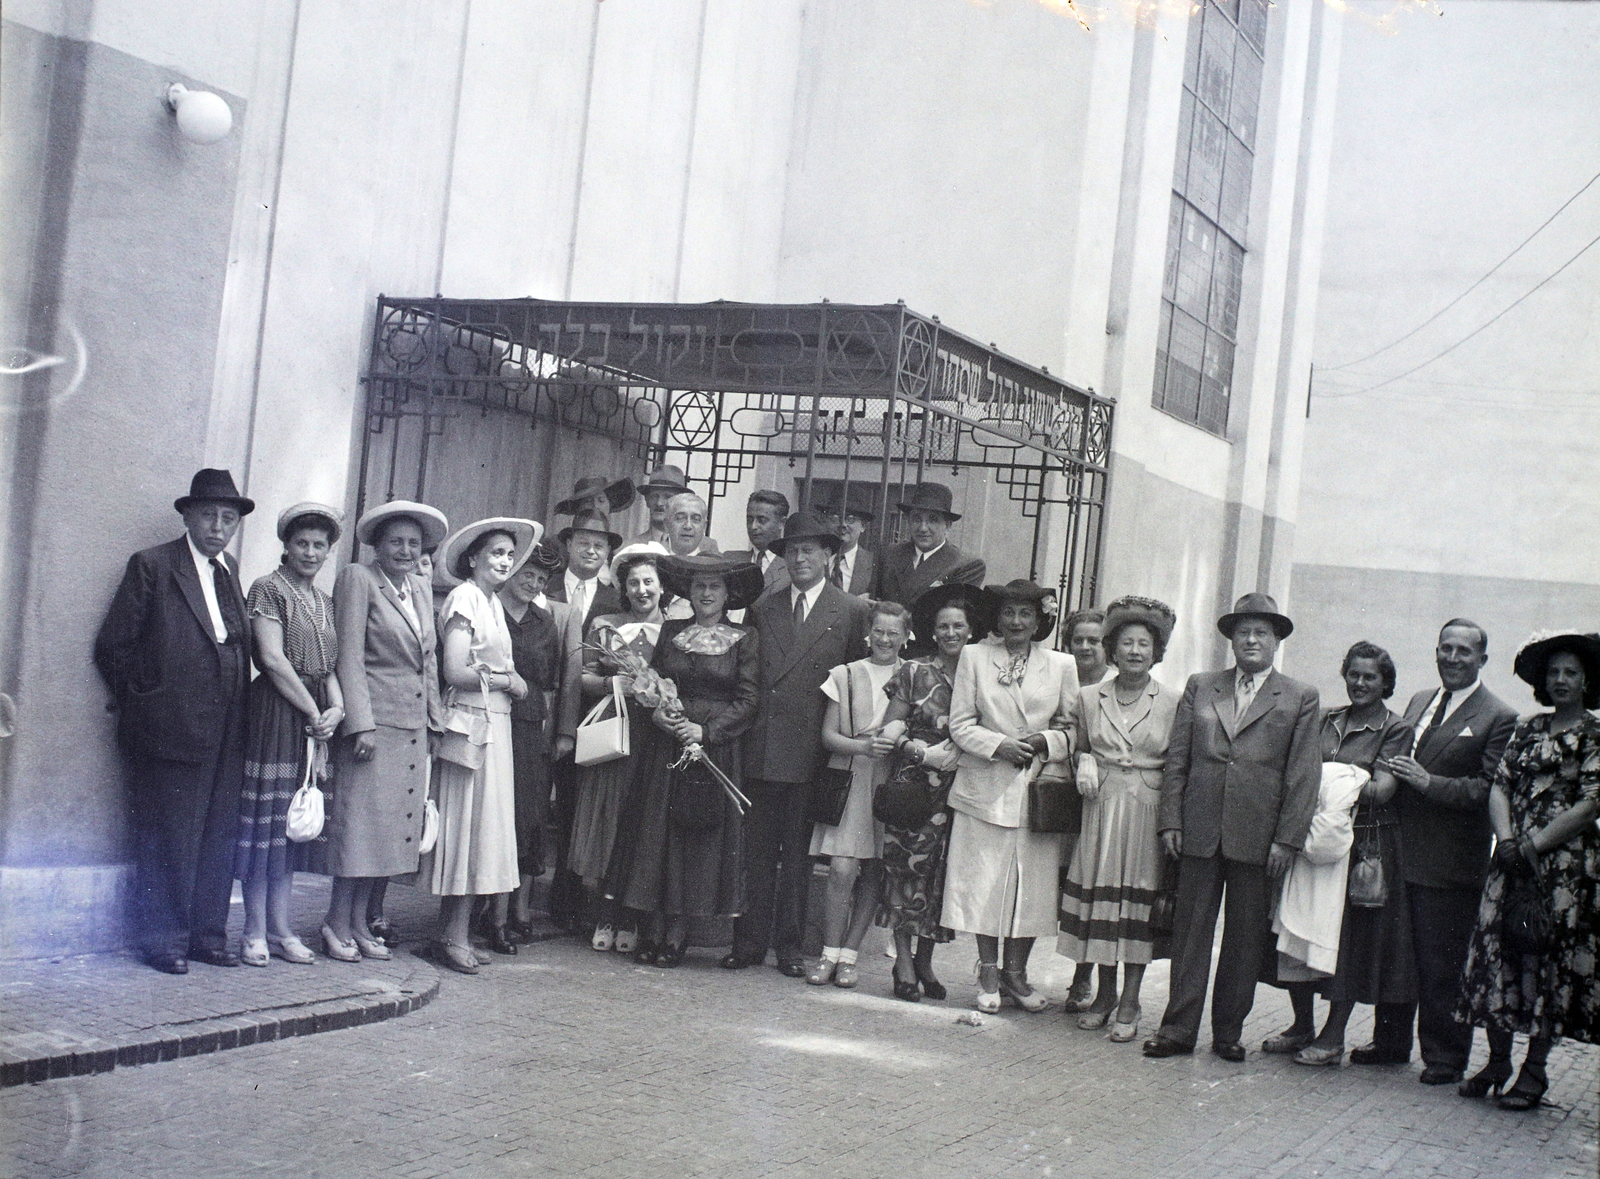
{"left": 872, "top": 483, "right": 984, "bottom": 606}
{"left": 727, "top": 489, "right": 791, "bottom": 601}
{"left": 728, "top": 510, "right": 872, "bottom": 976}
{"left": 1143, "top": 593, "right": 1322, "bottom": 1062}
{"left": 1355, "top": 618, "right": 1518, "bottom": 1084}
{"left": 95, "top": 470, "right": 255, "bottom": 973}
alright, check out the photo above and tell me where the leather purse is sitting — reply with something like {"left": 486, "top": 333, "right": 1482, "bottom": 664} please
{"left": 873, "top": 760, "right": 940, "bottom": 829}
{"left": 1346, "top": 817, "right": 1387, "bottom": 908}
{"left": 1148, "top": 857, "right": 1179, "bottom": 935}
{"left": 575, "top": 676, "right": 631, "bottom": 767}
{"left": 1027, "top": 770, "right": 1075, "bottom": 834}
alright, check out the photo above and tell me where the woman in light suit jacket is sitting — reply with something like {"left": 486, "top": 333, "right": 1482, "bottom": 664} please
{"left": 943, "top": 580, "right": 1079, "bottom": 1014}
{"left": 322, "top": 501, "right": 449, "bottom": 961}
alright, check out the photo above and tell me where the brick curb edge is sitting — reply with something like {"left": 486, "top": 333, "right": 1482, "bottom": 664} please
{"left": 0, "top": 954, "right": 441, "bottom": 1088}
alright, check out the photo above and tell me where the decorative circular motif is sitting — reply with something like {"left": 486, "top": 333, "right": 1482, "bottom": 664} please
{"left": 668, "top": 390, "right": 718, "bottom": 448}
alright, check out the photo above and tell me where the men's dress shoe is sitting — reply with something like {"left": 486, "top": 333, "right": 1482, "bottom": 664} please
{"left": 1419, "top": 1064, "right": 1464, "bottom": 1086}
{"left": 719, "top": 950, "right": 763, "bottom": 970}
{"left": 146, "top": 953, "right": 188, "bottom": 975}
{"left": 777, "top": 958, "right": 807, "bottom": 978}
{"left": 1212, "top": 1041, "right": 1247, "bottom": 1063}
{"left": 1349, "top": 1043, "right": 1410, "bottom": 1066}
{"left": 1142, "top": 1036, "right": 1194, "bottom": 1058}
{"left": 190, "top": 947, "right": 241, "bottom": 968}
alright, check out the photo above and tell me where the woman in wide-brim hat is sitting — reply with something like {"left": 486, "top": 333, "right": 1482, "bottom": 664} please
{"left": 354, "top": 499, "right": 449, "bottom": 551}
{"left": 233, "top": 503, "right": 346, "bottom": 968}
{"left": 942, "top": 578, "right": 1077, "bottom": 1014}
{"left": 1454, "top": 630, "right": 1600, "bottom": 1108}
{"left": 555, "top": 476, "right": 636, "bottom": 518}
{"left": 426, "top": 518, "right": 541, "bottom": 974}
{"left": 602, "top": 553, "right": 764, "bottom": 966}
{"left": 878, "top": 583, "right": 999, "bottom": 1001}
{"left": 1057, "top": 596, "right": 1183, "bottom": 1042}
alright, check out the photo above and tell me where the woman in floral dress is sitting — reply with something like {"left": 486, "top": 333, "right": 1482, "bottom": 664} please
{"left": 1455, "top": 630, "right": 1600, "bottom": 1110}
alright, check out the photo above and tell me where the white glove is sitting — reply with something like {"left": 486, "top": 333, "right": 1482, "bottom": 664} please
{"left": 1076, "top": 753, "right": 1100, "bottom": 799}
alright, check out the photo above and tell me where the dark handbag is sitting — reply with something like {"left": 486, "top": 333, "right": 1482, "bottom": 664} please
{"left": 1148, "top": 858, "right": 1179, "bottom": 936}
{"left": 1346, "top": 817, "right": 1387, "bottom": 909}
{"left": 873, "top": 763, "right": 939, "bottom": 829}
{"left": 1500, "top": 860, "right": 1550, "bottom": 957}
{"left": 807, "top": 664, "right": 858, "bottom": 828}
{"left": 668, "top": 758, "right": 726, "bottom": 834}
{"left": 1027, "top": 773, "right": 1075, "bottom": 834}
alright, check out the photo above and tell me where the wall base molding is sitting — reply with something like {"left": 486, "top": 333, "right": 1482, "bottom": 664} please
{"left": 0, "top": 865, "right": 132, "bottom": 960}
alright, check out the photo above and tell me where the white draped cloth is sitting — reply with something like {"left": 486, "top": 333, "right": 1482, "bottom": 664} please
{"left": 1272, "top": 761, "right": 1369, "bottom": 978}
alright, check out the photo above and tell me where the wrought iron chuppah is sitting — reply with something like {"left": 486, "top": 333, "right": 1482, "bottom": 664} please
{"left": 358, "top": 298, "right": 1115, "bottom": 622}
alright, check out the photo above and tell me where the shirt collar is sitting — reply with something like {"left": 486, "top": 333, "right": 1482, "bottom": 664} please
{"left": 914, "top": 540, "right": 945, "bottom": 565}
{"left": 186, "top": 533, "right": 217, "bottom": 574}
{"left": 566, "top": 568, "right": 598, "bottom": 592}
{"left": 1441, "top": 679, "right": 1481, "bottom": 705}
{"left": 1235, "top": 666, "right": 1268, "bottom": 687}
{"left": 791, "top": 579, "right": 825, "bottom": 610}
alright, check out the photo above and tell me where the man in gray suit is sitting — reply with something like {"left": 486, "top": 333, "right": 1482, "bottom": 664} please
{"left": 726, "top": 510, "right": 872, "bottom": 976}
{"left": 1144, "top": 593, "right": 1322, "bottom": 1062}
{"left": 1353, "top": 618, "right": 1518, "bottom": 1084}
{"left": 726, "top": 489, "right": 791, "bottom": 600}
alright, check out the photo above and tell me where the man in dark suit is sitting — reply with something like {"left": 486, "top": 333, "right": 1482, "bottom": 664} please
{"left": 544, "top": 510, "right": 623, "bottom": 931}
{"left": 871, "top": 482, "right": 985, "bottom": 606}
{"left": 819, "top": 493, "right": 876, "bottom": 597}
{"left": 726, "top": 510, "right": 872, "bottom": 976}
{"left": 1354, "top": 618, "right": 1519, "bottom": 1083}
{"left": 1144, "top": 593, "right": 1322, "bottom": 1062}
{"left": 94, "top": 470, "right": 255, "bottom": 973}
{"left": 726, "top": 489, "right": 791, "bottom": 601}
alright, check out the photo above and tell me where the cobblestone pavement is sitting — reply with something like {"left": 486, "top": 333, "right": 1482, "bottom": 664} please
{"left": 1, "top": 881, "right": 1594, "bottom": 1179}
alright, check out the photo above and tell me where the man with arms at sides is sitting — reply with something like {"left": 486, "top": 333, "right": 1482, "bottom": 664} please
{"left": 821, "top": 493, "right": 877, "bottom": 598}
{"left": 631, "top": 464, "right": 688, "bottom": 548}
{"left": 1356, "top": 618, "right": 1519, "bottom": 1084}
{"left": 728, "top": 489, "right": 791, "bottom": 600}
{"left": 727, "top": 510, "right": 873, "bottom": 977}
{"left": 95, "top": 469, "right": 256, "bottom": 973}
{"left": 1143, "top": 593, "right": 1322, "bottom": 1062}
{"left": 543, "top": 510, "right": 624, "bottom": 932}
{"left": 872, "top": 482, "right": 985, "bottom": 607}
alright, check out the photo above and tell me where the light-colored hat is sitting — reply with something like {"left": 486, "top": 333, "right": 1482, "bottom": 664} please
{"left": 355, "top": 500, "right": 449, "bottom": 550}
{"left": 609, "top": 540, "right": 670, "bottom": 587}
{"left": 438, "top": 517, "right": 542, "bottom": 586}
{"left": 275, "top": 501, "right": 345, "bottom": 544}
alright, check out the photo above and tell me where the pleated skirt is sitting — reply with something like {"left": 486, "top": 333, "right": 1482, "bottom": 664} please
{"left": 1056, "top": 767, "right": 1164, "bottom": 965}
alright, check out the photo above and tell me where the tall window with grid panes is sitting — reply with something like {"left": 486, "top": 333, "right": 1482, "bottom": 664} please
{"left": 1153, "top": 0, "right": 1269, "bottom": 436}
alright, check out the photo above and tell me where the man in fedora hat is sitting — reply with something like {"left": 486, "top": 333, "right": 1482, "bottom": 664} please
{"left": 730, "top": 510, "right": 873, "bottom": 976}
{"left": 94, "top": 469, "right": 256, "bottom": 973}
{"left": 726, "top": 489, "right": 791, "bottom": 601}
{"left": 1143, "top": 593, "right": 1321, "bottom": 1062}
{"left": 631, "top": 464, "right": 692, "bottom": 547}
{"left": 819, "top": 491, "right": 877, "bottom": 597}
{"left": 1355, "top": 618, "right": 1517, "bottom": 1083}
{"left": 872, "top": 482, "right": 984, "bottom": 606}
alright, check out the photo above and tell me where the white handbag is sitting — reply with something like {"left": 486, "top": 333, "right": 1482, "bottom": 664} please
{"left": 417, "top": 758, "right": 439, "bottom": 855}
{"left": 575, "top": 676, "right": 631, "bottom": 766}
{"left": 285, "top": 736, "right": 326, "bottom": 843}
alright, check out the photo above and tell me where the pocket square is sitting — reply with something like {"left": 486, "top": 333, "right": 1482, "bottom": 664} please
{"left": 1458, "top": 726, "right": 1473, "bottom": 738}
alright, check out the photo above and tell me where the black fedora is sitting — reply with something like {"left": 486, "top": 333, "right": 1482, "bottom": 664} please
{"left": 557, "top": 509, "right": 623, "bottom": 552}
{"left": 174, "top": 468, "right": 254, "bottom": 516}
{"left": 639, "top": 464, "right": 691, "bottom": 494}
{"left": 819, "top": 489, "right": 877, "bottom": 523}
{"left": 1217, "top": 593, "right": 1294, "bottom": 640}
{"left": 770, "top": 509, "right": 842, "bottom": 555}
{"left": 985, "top": 579, "right": 1059, "bottom": 642}
{"left": 897, "top": 482, "right": 960, "bottom": 521}
{"left": 659, "top": 554, "right": 767, "bottom": 612}
{"left": 555, "top": 475, "right": 635, "bottom": 517}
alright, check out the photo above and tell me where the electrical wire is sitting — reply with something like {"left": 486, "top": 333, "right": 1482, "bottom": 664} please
{"left": 1320, "top": 167, "right": 1600, "bottom": 372}
{"left": 1314, "top": 228, "right": 1600, "bottom": 399}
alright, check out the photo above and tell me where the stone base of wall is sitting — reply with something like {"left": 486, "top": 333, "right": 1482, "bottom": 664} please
{"left": 0, "top": 865, "right": 132, "bottom": 961}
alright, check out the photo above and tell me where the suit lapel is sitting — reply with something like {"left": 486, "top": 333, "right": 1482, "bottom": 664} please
{"left": 1210, "top": 675, "right": 1237, "bottom": 741}
{"left": 170, "top": 541, "right": 217, "bottom": 640}
{"left": 1234, "top": 670, "right": 1282, "bottom": 738}
{"left": 850, "top": 550, "right": 875, "bottom": 595}
{"left": 1418, "top": 688, "right": 1481, "bottom": 765}
{"left": 1101, "top": 679, "right": 1150, "bottom": 745}
{"left": 375, "top": 569, "right": 424, "bottom": 643}
{"left": 777, "top": 586, "right": 841, "bottom": 678}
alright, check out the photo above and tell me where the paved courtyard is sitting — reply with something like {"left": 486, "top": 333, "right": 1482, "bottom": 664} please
{"left": 1, "top": 880, "right": 1594, "bottom": 1179}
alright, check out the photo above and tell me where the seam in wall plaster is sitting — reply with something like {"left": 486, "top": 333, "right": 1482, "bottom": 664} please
{"left": 669, "top": 0, "right": 712, "bottom": 302}
{"left": 562, "top": 4, "right": 603, "bottom": 300}
{"left": 433, "top": 0, "right": 474, "bottom": 295}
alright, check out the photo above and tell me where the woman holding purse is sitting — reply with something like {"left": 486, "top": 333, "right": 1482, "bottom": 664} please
{"left": 1454, "top": 631, "right": 1600, "bottom": 1109}
{"left": 942, "top": 580, "right": 1078, "bottom": 1014}
{"left": 1056, "top": 596, "right": 1178, "bottom": 1042}
{"left": 805, "top": 601, "right": 910, "bottom": 987}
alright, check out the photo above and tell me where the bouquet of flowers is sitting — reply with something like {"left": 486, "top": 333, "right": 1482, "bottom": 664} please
{"left": 583, "top": 628, "right": 750, "bottom": 814}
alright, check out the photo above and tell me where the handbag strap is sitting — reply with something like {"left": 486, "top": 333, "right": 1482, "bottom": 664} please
{"left": 301, "top": 735, "right": 316, "bottom": 792}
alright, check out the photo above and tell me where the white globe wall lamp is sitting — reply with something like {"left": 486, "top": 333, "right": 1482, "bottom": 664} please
{"left": 165, "top": 83, "right": 232, "bottom": 145}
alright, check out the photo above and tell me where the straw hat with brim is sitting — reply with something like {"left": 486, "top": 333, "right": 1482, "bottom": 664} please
{"left": 557, "top": 509, "right": 623, "bottom": 552}
{"left": 769, "top": 510, "right": 842, "bottom": 556}
{"left": 986, "top": 580, "right": 1060, "bottom": 643}
{"left": 438, "top": 517, "right": 542, "bottom": 586}
{"left": 639, "top": 464, "right": 691, "bottom": 494}
{"left": 898, "top": 482, "right": 960, "bottom": 521}
{"left": 660, "top": 554, "right": 766, "bottom": 612}
{"left": 175, "top": 468, "right": 255, "bottom": 516}
{"left": 555, "top": 476, "right": 636, "bottom": 517}
{"left": 1513, "top": 631, "right": 1600, "bottom": 702}
{"left": 1217, "top": 592, "right": 1294, "bottom": 640}
{"left": 276, "top": 502, "right": 345, "bottom": 544}
{"left": 1103, "top": 595, "right": 1177, "bottom": 646}
{"left": 911, "top": 583, "right": 998, "bottom": 652}
{"left": 355, "top": 500, "right": 450, "bottom": 550}
{"left": 609, "top": 541, "right": 670, "bottom": 588}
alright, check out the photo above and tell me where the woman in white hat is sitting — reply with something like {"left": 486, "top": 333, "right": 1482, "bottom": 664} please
{"left": 324, "top": 500, "right": 450, "bottom": 962}
{"left": 428, "top": 517, "right": 541, "bottom": 974}
{"left": 234, "top": 504, "right": 346, "bottom": 967}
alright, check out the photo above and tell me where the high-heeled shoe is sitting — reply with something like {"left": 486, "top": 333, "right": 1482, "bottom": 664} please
{"left": 437, "top": 940, "right": 479, "bottom": 975}
{"left": 1109, "top": 1005, "right": 1142, "bottom": 1043}
{"left": 656, "top": 941, "right": 685, "bottom": 969}
{"left": 1077, "top": 1006, "right": 1113, "bottom": 1031}
{"left": 240, "top": 937, "right": 270, "bottom": 968}
{"left": 320, "top": 924, "right": 361, "bottom": 963}
{"left": 913, "top": 957, "right": 946, "bottom": 1001}
{"left": 1497, "top": 1062, "right": 1548, "bottom": 1111}
{"left": 1458, "top": 1057, "right": 1514, "bottom": 1098}
{"left": 633, "top": 940, "right": 659, "bottom": 966}
{"left": 1062, "top": 975, "right": 1096, "bottom": 1013}
{"left": 352, "top": 929, "right": 393, "bottom": 960}
{"left": 893, "top": 976, "right": 922, "bottom": 1002}
{"left": 486, "top": 927, "right": 518, "bottom": 956}
{"left": 267, "top": 934, "right": 314, "bottom": 964}
{"left": 998, "top": 968, "right": 1049, "bottom": 1013}
{"left": 974, "top": 962, "right": 1002, "bottom": 1013}
{"left": 367, "top": 916, "right": 397, "bottom": 947}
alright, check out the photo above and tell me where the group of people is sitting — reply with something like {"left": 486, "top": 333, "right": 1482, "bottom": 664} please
{"left": 95, "top": 466, "right": 1597, "bottom": 1114}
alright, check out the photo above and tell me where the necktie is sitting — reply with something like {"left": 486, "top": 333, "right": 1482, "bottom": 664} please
{"left": 1234, "top": 672, "right": 1257, "bottom": 721}
{"left": 209, "top": 557, "right": 245, "bottom": 643}
{"left": 1416, "top": 689, "right": 1453, "bottom": 754}
{"left": 830, "top": 557, "right": 845, "bottom": 589}
{"left": 792, "top": 590, "right": 806, "bottom": 629}
{"left": 573, "top": 579, "right": 590, "bottom": 620}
